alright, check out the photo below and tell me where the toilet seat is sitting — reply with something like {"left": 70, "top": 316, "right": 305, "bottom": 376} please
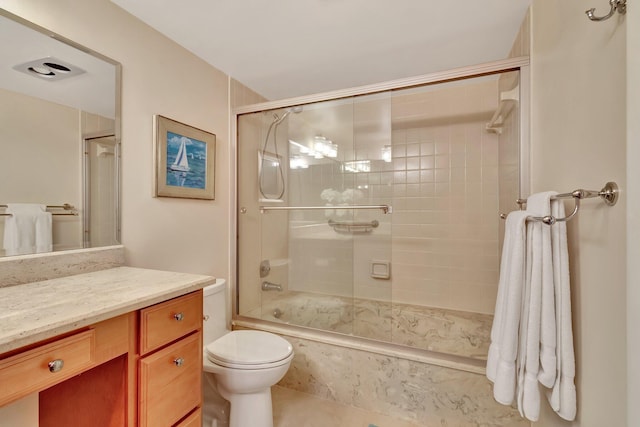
{"left": 206, "top": 330, "right": 293, "bottom": 370}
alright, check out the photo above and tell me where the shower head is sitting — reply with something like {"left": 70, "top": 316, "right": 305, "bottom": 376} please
{"left": 272, "top": 105, "right": 303, "bottom": 125}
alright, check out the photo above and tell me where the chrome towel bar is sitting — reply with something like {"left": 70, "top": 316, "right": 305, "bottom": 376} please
{"left": 259, "top": 204, "right": 392, "bottom": 214}
{"left": 0, "top": 203, "right": 78, "bottom": 217}
{"left": 500, "top": 182, "right": 619, "bottom": 225}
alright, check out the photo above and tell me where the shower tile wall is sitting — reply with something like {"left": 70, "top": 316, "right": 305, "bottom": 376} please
{"left": 286, "top": 79, "right": 507, "bottom": 316}
{"left": 389, "top": 79, "right": 502, "bottom": 314}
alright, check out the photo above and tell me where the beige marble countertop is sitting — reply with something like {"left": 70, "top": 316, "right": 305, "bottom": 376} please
{"left": 0, "top": 266, "right": 215, "bottom": 354}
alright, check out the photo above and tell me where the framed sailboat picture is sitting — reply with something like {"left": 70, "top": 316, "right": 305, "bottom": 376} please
{"left": 153, "top": 115, "right": 216, "bottom": 200}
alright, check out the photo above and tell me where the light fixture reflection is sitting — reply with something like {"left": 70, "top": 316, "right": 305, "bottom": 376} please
{"left": 289, "top": 137, "right": 338, "bottom": 160}
{"left": 343, "top": 160, "right": 371, "bottom": 173}
{"left": 290, "top": 156, "right": 309, "bottom": 169}
{"left": 382, "top": 145, "right": 392, "bottom": 163}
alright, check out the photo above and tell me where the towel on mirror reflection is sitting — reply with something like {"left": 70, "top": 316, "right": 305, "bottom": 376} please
{"left": 486, "top": 210, "right": 528, "bottom": 405}
{"left": 2, "top": 203, "right": 52, "bottom": 256}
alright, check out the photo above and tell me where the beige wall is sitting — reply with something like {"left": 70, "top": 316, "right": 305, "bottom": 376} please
{"left": 0, "top": 0, "right": 232, "bottom": 277}
{"left": 530, "top": 1, "right": 627, "bottom": 426}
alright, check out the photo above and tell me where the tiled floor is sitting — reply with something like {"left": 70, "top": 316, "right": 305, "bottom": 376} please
{"left": 272, "top": 386, "right": 422, "bottom": 427}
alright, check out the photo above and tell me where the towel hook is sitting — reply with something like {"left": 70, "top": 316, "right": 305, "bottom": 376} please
{"left": 586, "top": 0, "right": 627, "bottom": 21}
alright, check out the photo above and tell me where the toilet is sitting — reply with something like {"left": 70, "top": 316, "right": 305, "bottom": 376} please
{"left": 202, "top": 279, "right": 293, "bottom": 427}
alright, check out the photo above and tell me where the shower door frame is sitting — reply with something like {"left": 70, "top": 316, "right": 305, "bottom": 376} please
{"left": 230, "top": 56, "right": 530, "bottom": 363}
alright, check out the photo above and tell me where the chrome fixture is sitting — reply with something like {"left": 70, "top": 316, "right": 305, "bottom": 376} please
{"left": 48, "top": 359, "right": 64, "bottom": 373}
{"left": 259, "top": 106, "right": 303, "bottom": 200}
{"left": 260, "top": 260, "right": 271, "bottom": 278}
{"left": 586, "top": 0, "right": 627, "bottom": 21}
{"left": 273, "top": 308, "right": 283, "bottom": 319}
{"left": 261, "top": 281, "right": 283, "bottom": 291}
{"left": 260, "top": 204, "right": 392, "bottom": 214}
{"left": 499, "top": 181, "right": 619, "bottom": 225}
{"left": 0, "top": 203, "right": 78, "bottom": 217}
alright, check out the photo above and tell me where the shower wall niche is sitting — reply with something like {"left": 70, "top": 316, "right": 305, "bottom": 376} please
{"left": 236, "top": 67, "right": 523, "bottom": 360}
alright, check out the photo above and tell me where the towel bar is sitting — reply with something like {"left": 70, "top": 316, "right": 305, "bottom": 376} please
{"left": 259, "top": 204, "right": 392, "bottom": 214}
{"left": 500, "top": 182, "right": 618, "bottom": 225}
{"left": 0, "top": 203, "right": 78, "bottom": 217}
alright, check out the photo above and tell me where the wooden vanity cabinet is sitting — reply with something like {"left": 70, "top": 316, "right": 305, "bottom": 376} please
{"left": 0, "top": 289, "right": 204, "bottom": 427}
{"left": 36, "top": 312, "right": 137, "bottom": 427}
{"left": 138, "top": 291, "right": 203, "bottom": 427}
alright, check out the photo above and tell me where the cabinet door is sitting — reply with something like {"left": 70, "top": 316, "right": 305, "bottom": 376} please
{"left": 139, "top": 332, "right": 202, "bottom": 427}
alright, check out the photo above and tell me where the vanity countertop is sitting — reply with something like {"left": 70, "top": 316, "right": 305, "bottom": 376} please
{"left": 0, "top": 266, "right": 215, "bottom": 354}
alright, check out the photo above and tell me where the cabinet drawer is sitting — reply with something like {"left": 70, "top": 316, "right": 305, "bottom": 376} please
{"left": 139, "top": 332, "right": 202, "bottom": 427}
{"left": 175, "top": 408, "right": 202, "bottom": 427}
{"left": 140, "top": 291, "right": 203, "bottom": 354}
{"left": 0, "top": 330, "right": 95, "bottom": 406}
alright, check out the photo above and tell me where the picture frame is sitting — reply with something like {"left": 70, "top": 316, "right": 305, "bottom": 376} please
{"left": 153, "top": 115, "right": 216, "bottom": 200}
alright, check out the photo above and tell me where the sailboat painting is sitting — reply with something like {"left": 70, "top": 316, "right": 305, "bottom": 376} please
{"left": 166, "top": 131, "right": 206, "bottom": 189}
{"left": 155, "top": 115, "right": 216, "bottom": 200}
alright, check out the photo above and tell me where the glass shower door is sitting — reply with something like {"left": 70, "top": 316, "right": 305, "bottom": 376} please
{"left": 237, "top": 94, "right": 393, "bottom": 341}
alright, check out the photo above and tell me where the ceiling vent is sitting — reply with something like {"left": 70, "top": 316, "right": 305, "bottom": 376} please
{"left": 13, "top": 57, "right": 86, "bottom": 81}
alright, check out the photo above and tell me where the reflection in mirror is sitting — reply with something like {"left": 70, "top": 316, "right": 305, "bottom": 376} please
{"left": 0, "top": 10, "right": 120, "bottom": 257}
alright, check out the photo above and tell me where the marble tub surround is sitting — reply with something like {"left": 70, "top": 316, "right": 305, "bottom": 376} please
{"left": 272, "top": 385, "right": 422, "bottom": 427}
{"left": 0, "top": 266, "right": 214, "bottom": 353}
{"left": 275, "top": 335, "right": 528, "bottom": 427}
{"left": 250, "top": 290, "right": 492, "bottom": 360}
{"left": 0, "top": 245, "right": 124, "bottom": 288}
{"left": 391, "top": 302, "right": 492, "bottom": 360}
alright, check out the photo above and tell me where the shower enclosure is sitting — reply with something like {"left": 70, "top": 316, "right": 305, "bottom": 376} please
{"left": 235, "top": 59, "right": 528, "bottom": 361}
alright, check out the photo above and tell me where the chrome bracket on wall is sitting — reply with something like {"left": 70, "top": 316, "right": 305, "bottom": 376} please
{"left": 586, "top": 0, "right": 627, "bottom": 21}
{"left": 259, "top": 260, "right": 271, "bottom": 278}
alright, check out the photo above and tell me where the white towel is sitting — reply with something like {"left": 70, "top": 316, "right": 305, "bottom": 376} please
{"left": 2, "top": 203, "right": 52, "bottom": 256}
{"left": 486, "top": 210, "right": 528, "bottom": 405}
{"left": 488, "top": 193, "right": 576, "bottom": 422}
{"left": 546, "top": 198, "right": 577, "bottom": 421}
{"left": 517, "top": 192, "right": 558, "bottom": 421}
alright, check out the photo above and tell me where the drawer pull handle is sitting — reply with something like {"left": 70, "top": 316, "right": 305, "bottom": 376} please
{"left": 48, "top": 359, "right": 65, "bottom": 373}
{"left": 174, "top": 312, "right": 184, "bottom": 321}
{"left": 174, "top": 357, "right": 185, "bottom": 367}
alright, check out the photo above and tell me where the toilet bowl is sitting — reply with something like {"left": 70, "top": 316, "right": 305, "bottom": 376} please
{"left": 202, "top": 280, "right": 293, "bottom": 427}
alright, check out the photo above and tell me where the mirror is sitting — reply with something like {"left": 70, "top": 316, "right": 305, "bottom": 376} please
{"left": 0, "top": 9, "right": 120, "bottom": 257}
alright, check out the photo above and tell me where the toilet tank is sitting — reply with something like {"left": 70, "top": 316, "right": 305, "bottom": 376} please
{"left": 203, "top": 278, "right": 229, "bottom": 345}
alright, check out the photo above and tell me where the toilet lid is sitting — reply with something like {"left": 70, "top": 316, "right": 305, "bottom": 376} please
{"left": 206, "top": 330, "right": 293, "bottom": 366}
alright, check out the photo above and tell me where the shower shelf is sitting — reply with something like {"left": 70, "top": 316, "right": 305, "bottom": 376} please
{"left": 259, "top": 204, "right": 393, "bottom": 214}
